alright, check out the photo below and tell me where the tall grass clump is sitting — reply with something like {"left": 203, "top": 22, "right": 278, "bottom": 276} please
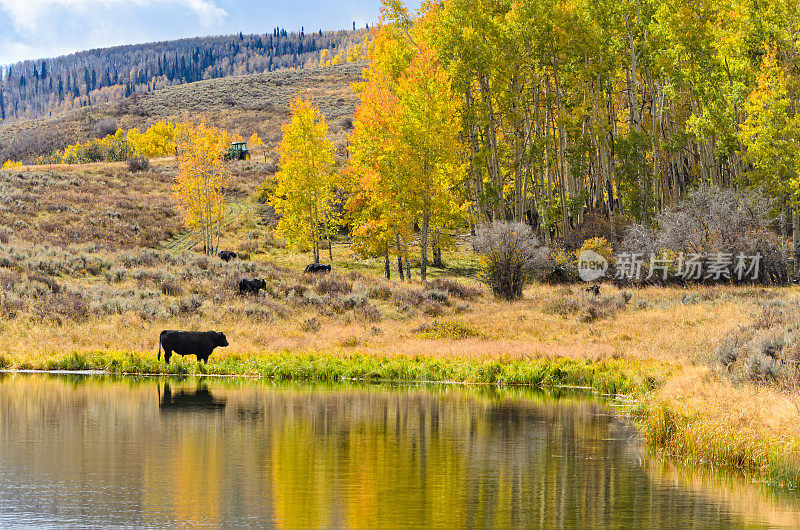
{"left": 635, "top": 397, "right": 800, "bottom": 488}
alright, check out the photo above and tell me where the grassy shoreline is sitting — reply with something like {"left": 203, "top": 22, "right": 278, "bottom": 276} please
{"left": 0, "top": 350, "right": 669, "bottom": 395}
{"left": 2, "top": 347, "right": 798, "bottom": 489}
{"left": 635, "top": 397, "right": 800, "bottom": 489}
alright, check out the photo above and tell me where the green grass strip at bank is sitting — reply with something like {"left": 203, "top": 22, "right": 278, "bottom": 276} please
{"left": 0, "top": 350, "right": 670, "bottom": 396}
{"left": 633, "top": 399, "right": 800, "bottom": 490}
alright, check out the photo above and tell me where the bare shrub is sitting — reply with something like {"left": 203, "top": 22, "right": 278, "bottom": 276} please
{"left": 32, "top": 291, "right": 90, "bottom": 322}
{"left": 354, "top": 303, "right": 382, "bottom": 323}
{"left": 392, "top": 288, "right": 425, "bottom": 308}
{"left": 473, "top": 222, "right": 549, "bottom": 299}
{"left": 193, "top": 256, "right": 210, "bottom": 270}
{"left": 620, "top": 185, "right": 788, "bottom": 284}
{"left": 232, "top": 304, "right": 275, "bottom": 323}
{"left": 422, "top": 300, "right": 445, "bottom": 317}
{"left": 367, "top": 284, "right": 392, "bottom": 300}
{"left": 94, "top": 118, "right": 118, "bottom": 137}
{"left": 127, "top": 156, "right": 150, "bottom": 172}
{"left": 579, "top": 297, "right": 626, "bottom": 323}
{"left": 160, "top": 277, "right": 183, "bottom": 297}
{"left": 283, "top": 283, "right": 308, "bottom": 298}
{"left": 29, "top": 274, "right": 61, "bottom": 294}
{"left": 563, "top": 210, "right": 621, "bottom": 251}
{"left": 753, "top": 302, "right": 788, "bottom": 330}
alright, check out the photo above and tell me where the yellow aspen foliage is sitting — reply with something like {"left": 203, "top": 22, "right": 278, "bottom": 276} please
{"left": 2, "top": 160, "right": 23, "bottom": 169}
{"left": 346, "top": 13, "right": 465, "bottom": 281}
{"left": 127, "top": 121, "right": 180, "bottom": 158}
{"left": 739, "top": 49, "right": 800, "bottom": 201}
{"left": 331, "top": 54, "right": 343, "bottom": 66}
{"left": 173, "top": 119, "right": 233, "bottom": 255}
{"left": 319, "top": 49, "right": 330, "bottom": 67}
{"left": 271, "top": 95, "right": 337, "bottom": 264}
{"left": 52, "top": 131, "right": 130, "bottom": 164}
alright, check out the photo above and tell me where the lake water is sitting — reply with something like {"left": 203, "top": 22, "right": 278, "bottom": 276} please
{"left": 0, "top": 374, "right": 797, "bottom": 528}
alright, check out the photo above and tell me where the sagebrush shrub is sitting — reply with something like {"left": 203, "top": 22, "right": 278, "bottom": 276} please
{"left": 426, "top": 278, "right": 481, "bottom": 300}
{"left": 315, "top": 275, "right": 352, "bottom": 296}
{"left": 342, "top": 293, "right": 367, "bottom": 310}
{"left": 425, "top": 290, "right": 449, "bottom": 305}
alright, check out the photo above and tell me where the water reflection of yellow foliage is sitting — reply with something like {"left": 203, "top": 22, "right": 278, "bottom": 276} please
{"left": 268, "top": 393, "right": 470, "bottom": 527}
{"left": 171, "top": 433, "right": 222, "bottom": 525}
{"left": 645, "top": 459, "right": 800, "bottom": 528}
{"left": 1, "top": 375, "right": 794, "bottom": 528}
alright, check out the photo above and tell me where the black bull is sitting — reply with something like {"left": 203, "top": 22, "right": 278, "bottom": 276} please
{"left": 304, "top": 263, "right": 331, "bottom": 274}
{"left": 238, "top": 278, "right": 267, "bottom": 295}
{"left": 158, "top": 330, "right": 229, "bottom": 364}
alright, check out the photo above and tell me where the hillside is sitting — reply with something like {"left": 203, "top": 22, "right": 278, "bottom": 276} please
{"left": 0, "top": 28, "right": 368, "bottom": 123}
{"left": 0, "top": 63, "right": 363, "bottom": 163}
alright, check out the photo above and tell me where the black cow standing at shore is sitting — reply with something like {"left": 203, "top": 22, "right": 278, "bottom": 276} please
{"left": 304, "top": 263, "right": 331, "bottom": 274}
{"left": 218, "top": 251, "right": 237, "bottom": 262}
{"left": 238, "top": 278, "right": 267, "bottom": 295}
{"left": 158, "top": 330, "right": 229, "bottom": 364}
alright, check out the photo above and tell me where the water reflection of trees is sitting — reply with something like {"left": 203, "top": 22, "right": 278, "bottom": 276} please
{"left": 0, "top": 376, "right": 790, "bottom": 527}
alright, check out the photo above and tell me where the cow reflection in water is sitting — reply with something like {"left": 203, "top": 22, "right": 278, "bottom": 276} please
{"left": 158, "top": 381, "right": 226, "bottom": 412}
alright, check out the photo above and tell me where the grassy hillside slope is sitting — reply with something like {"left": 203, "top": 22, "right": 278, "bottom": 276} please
{"left": 0, "top": 63, "right": 362, "bottom": 163}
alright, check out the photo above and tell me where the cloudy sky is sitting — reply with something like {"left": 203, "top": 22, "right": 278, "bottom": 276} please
{"left": 0, "top": 0, "right": 422, "bottom": 66}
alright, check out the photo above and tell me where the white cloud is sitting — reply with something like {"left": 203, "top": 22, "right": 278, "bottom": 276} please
{"left": 0, "top": 0, "right": 227, "bottom": 64}
{"left": 0, "top": 0, "right": 225, "bottom": 33}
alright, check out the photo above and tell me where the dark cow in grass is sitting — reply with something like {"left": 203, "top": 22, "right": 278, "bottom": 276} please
{"left": 238, "top": 278, "right": 267, "bottom": 295}
{"left": 304, "top": 263, "right": 331, "bottom": 274}
{"left": 218, "top": 251, "right": 237, "bottom": 262}
{"left": 158, "top": 330, "right": 228, "bottom": 364}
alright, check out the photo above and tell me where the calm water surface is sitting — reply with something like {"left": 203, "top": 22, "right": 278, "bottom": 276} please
{"left": 0, "top": 374, "right": 797, "bottom": 528}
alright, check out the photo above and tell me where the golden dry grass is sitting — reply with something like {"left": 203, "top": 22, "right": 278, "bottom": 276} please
{"left": 0, "top": 281, "right": 771, "bottom": 365}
